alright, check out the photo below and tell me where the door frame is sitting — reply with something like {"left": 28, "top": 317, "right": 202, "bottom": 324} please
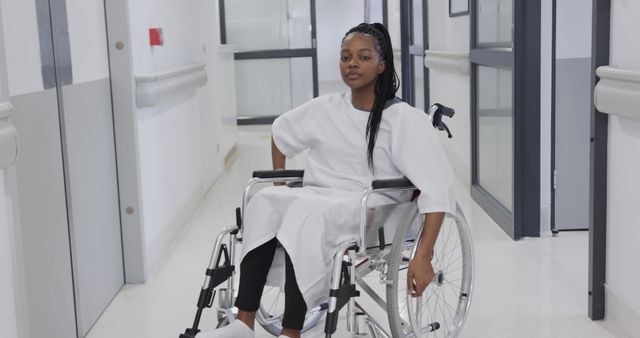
{"left": 588, "top": 0, "right": 610, "bottom": 321}
{"left": 104, "top": 0, "right": 148, "bottom": 283}
{"left": 469, "top": 0, "right": 541, "bottom": 239}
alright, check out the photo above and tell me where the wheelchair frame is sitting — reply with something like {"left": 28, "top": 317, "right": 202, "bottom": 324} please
{"left": 181, "top": 170, "right": 473, "bottom": 338}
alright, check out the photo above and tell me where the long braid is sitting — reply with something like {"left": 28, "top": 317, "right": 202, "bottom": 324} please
{"left": 344, "top": 23, "right": 400, "bottom": 173}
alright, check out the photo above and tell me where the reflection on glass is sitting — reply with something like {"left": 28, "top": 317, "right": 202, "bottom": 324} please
{"left": 476, "top": 0, "right": 513, "bottom": 48}
{"left": 235, "top": 58, "right": 313, "bottom": 117}
{"left": 413, "top": 55, "right": 425, "bottom": 111}
{"left": 226, "top": 0, "right": 311, "bottom": 51}
{"left": 412, "top": 0, "right": 423, "bottom": 45}
{"left": 477, "top": 65, "right": 513, "bottom": 211}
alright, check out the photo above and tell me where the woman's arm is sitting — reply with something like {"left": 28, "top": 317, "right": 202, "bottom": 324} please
{"left": 271, "top": 137, "right": 287, "bottom": 186}
{"left": 407, "top": 212, "right": 444, "bottom": 297}
{"left": 272, "top": 136, "right": 286, "bottom": 170}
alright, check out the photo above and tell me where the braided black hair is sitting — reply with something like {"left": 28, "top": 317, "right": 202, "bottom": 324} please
{"left": 343, "top": 23, "right": 400, "bottom": 173}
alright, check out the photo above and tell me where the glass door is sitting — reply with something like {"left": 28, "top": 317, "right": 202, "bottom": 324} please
{"left": 470, "top": 0, "right": 541, "bottom": 239}
{"left": 221, "top": 0, "right": 318, "bottom": 124}
{"left": 2, "top": 0, "right": 124, "bottom": 336}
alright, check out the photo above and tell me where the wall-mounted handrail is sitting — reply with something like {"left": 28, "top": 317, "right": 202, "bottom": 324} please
{"left": 135, "top": 63, "right": 207, "bottom": 108}
{"left": 594, "top": 66, "right": 640, "bottom": 121}
{"left": 0, "top": 101, "right": 18, "bottom": 169}
{"left": 424, "top": 50, "right": 470, "bottom": 76}
{"left": 135, "top": 63, "right": 205, "bottom": 82}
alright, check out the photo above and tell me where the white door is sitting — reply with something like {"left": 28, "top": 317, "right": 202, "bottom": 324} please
{"left": 553, "top": 0, "right": 592, "bottom": 231}
{"left": 1, "top": 0, "right": 124, "bottom": 336}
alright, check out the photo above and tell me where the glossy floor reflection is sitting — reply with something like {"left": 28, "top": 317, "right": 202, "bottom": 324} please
{"left": 87, "top": 125, "right": 617, "bottom": 338}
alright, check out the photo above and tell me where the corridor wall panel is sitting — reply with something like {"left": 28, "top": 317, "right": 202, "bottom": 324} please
{"left": 0, "top": 171, "right": 18, "bottom": 338}
{"left": 10, "top": 89, "right": 77, "bottom": 338}
{"left": 604, "top": 0, "right": 640, "bottom": 335}
{"left": 126, "top": 0, "right": 233, "bottom": 276}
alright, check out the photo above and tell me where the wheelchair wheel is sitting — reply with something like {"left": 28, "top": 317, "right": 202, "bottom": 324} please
{"left": 385, "top": 202, "right": 474, "bottom": 337}
{"left": 256, "top": 285, "right": 325, "bottom": 336}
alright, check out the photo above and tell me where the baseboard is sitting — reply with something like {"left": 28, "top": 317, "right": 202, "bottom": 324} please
{"left": 603, "top": 285, "right": 640, "bottom": 337}
{"left": 224, "top": 143, "right": 237, "bottom": 172}
{"left": 145, "top": 185, "right": 205, "bottom": 279}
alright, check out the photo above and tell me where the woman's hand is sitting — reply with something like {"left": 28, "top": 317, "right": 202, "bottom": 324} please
{"left": 407, "top": 254, "right": 435, "bottom": 297}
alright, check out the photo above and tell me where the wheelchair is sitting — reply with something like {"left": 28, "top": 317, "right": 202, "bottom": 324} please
{"left": 180, "top": 104, "right": 474, "bottom": 338}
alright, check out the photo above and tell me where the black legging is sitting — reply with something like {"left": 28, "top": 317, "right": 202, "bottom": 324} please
{"left": 234, "top": 238, "right": 308, "bottom": 330}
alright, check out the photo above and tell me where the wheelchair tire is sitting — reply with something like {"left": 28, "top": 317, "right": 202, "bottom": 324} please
{"left": 385, "top": 202, "right": 474, "bottom": 338}
{"left": 256, "top": 285, "right": 325, "bottom": 336}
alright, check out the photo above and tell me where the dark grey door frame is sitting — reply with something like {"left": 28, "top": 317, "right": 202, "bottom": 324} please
{"left": 399, "top": 0, "right": 429, "bottom": 108}
{"left": 588, "top": 0, "right": 610, "bottom": 321}
{"left": 469, "top": 0, "right": 540, "bottom": 240}
{"left": 400, "top": 0, "right": 412, "bottom": 103}
{"left": 382, "top": 0, "right": 388, "bottom": 27}
{"left": 219, "top": 0, "right": 319, "bottom": 124}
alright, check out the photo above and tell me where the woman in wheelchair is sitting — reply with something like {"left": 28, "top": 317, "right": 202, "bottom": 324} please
{"left": 200, "top": 23, "right": 456, "bottom": 338}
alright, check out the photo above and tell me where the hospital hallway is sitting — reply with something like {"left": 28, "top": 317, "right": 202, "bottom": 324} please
{"left": 2, "top": 0, "right": 640, "bottom": 336}
{"left": 84, "top": 126, "right": 617, "bottom": 338}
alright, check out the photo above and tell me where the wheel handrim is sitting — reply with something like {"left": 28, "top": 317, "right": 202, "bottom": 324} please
{"left": 387, "top": 204, "right": 473, "bottom": 338}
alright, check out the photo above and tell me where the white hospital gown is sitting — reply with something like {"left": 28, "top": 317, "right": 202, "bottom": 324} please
{"left": 241, "top": 91, "right": 456, "bottom": 308}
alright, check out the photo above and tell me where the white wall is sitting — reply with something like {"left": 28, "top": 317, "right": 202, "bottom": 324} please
{"left": 127, "top": 0, "right": 236, "bottom": 276}
{"left": 0, "top": 0, "right": 42, "bottom": 96}
{"left": 427, "top": 0, "right": 470, "bottom": 186}
{"left": 0, "top": 172, "right": 18, "bottom": 338}
{"left": 606, "top": 0, "right": 640, "bottom": 332}
{"left": 0, "top": 4, "right": 19, "bottom": 335}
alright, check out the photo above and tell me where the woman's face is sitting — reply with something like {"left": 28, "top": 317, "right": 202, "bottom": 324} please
{"left": 339, "top": 32, "right": 385, "bottom": 91}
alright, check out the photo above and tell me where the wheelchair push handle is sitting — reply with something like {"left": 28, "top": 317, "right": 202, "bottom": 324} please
{"left": 427, "top": 103, "right": 455, "bottom": 139}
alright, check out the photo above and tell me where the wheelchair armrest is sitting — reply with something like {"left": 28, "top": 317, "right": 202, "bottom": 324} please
{"left": 252, "top": 170, "right": 304, "bottom": 178}
{"left": 371, "top": 177, "right": 415, "bottom": 190}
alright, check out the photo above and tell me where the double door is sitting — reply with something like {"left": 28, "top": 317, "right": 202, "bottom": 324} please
{"left": 220, "top": 0, "right": 319, "bottom": 123}
{"left": 1, "top": 0, "right": 124, "bottom": 336}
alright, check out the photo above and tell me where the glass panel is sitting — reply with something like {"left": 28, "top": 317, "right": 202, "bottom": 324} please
{"left": 413, "top": 55, "right": 425, "bottom": 111}
{"left": 370, "top": 0, "right": 385, "bottom": 23}
{"left": 412, "top": 0, "right": 423, "bottom": 45}
{"left": 225, "top": 0, "right": 312, "bottom": 51}
{"left": 477, "top": 65, "right": 513, "bottom": 211}
{"left": 476, "top": 0, "right": 513, "bottom": 48}
{"left": 235, "top": 57, "right": 313, "bottom": 117}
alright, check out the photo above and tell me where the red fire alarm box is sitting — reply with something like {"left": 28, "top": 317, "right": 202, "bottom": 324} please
{"left": 149, "top": 28, "right": 164, "bottom": 46}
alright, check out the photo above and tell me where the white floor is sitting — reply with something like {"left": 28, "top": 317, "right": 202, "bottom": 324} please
{"left": 87, "top": 126, "right": 618, "bottom": 338}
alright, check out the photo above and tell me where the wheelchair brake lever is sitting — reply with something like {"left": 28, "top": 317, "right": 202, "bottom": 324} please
{"left": 440, "top": 122, "right": 453, "bottom": 139}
